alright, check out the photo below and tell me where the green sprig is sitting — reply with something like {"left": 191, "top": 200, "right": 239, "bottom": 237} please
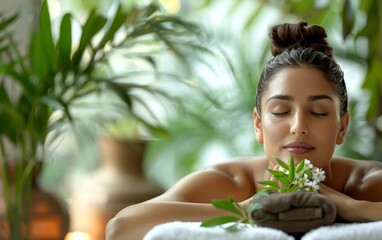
{"left": 200, "top": 196, "right": 252, "bottom": 231}
{"left": 257, "top": 156, "right": 307, "bottom": 193}
{"left": 201, "top": 156, "right": 326, "bottom": 231}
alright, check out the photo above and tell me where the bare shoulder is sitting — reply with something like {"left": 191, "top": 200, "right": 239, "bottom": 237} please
{"left": 210, "top": 156, "right": 269, "bottom": 177}
{"left": 331, "top": 157, "right": 382, "bottom": 201}
{"left": 152, "top": 156, "right": 268, "bottom": 203}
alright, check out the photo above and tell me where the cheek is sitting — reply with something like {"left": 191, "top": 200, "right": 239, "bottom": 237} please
{"left": 314, "top": 120, "right": 340, "bottom": 143}
{"left": 261, "top": 115, "right": 289, "bottom": 141}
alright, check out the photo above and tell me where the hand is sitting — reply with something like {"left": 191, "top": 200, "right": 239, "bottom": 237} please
{"left": 318, "top": 183, "right": 358, "bottom": 222}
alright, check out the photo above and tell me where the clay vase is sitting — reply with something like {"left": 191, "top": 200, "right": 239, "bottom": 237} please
{"left": 0, "top": 162, "right": 69, "bottom": 240}
{"left": 69, "top": 136, "right": 163, "bottom": 240}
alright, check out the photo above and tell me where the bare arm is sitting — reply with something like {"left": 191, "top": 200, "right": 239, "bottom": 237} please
{"left": 106, "top": 201, "right": 236, "bottom": 240}
{"left": 106, "top": 162, "right": 256, "bottom": 240}
{"left": 319, "top": 168, "right": 382, "bottom": 222}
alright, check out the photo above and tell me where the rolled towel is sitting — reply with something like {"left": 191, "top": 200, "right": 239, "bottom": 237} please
{"left": 144, "top": 221, "right": 295, "bottom": 240}
{"left": 249, "top": 191, "right": 337, "bottom": 233}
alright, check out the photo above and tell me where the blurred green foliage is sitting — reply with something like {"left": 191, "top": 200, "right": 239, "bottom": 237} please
{"left": 145, "top": 0, "right": 382, "bottom": 186}
{"left": 0, "top": 0, "right": 211, "bottom": 236}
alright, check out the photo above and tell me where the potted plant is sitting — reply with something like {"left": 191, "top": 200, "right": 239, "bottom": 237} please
{"left": 0, "top": 0, "right": 209, "bottom": 238}
{"left": 69, "top": 117, "right": 165, "bottom": 239}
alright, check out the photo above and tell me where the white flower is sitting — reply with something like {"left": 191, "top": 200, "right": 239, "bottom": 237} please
{"left": 312, "top": 168, "right": 326, "bottom": 182}
{"left": 303, "top": 160, "right": 313, "bottom": 171}
{"left": 303, "top": 180, "right": 320, "bottom": 192}
{"left": 262, "top": 157, "right": 326, "bottom": 193}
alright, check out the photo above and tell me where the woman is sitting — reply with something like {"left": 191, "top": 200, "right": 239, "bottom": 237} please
{"left": 106, "top": 22, "right": 382, "bottom": 240}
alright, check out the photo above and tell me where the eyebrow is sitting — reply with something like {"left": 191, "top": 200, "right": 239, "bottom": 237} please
{"left": 266, "top": 94, "right": 333, "bottom": 103}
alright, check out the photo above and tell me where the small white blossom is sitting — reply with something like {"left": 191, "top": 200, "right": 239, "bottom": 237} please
{"left": 303, "top": 160, "right": 313, "bottom": 171}
{"left": 312, "top": 168, "right": 326, "bottom": 182}
{"left": 261, "top": 157, "right": 326, "bottom": 193}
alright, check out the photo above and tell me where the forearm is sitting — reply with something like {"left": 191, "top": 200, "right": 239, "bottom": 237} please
{"left": 319, "top": 184, "right": 382, "bottom": 222}
{"left": 106, "top": 201, "right": 231, "bottom": 240}
{"left": 351, "top": 200, "right": 382, "bottom": 222}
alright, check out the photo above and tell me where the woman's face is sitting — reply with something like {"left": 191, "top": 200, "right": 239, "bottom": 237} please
{"left": 254, "top": 67, "right": 349, "bottom": 168}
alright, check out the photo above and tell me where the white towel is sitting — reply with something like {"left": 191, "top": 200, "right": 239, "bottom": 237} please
{"left": 143, "top": 221, "right": 294, "bottom": 240}
{"left": 301, "top": 221, "right": 382, "bottom": 240}
{"left": 144, "top": 221, "right": 382, "bottom": 240}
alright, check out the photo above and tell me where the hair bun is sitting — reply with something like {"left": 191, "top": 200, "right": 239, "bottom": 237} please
{"left": 270, "top": 22, "right": 333, "bottom": 57}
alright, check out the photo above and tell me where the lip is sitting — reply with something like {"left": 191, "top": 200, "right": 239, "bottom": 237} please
{"left": 283, "top": 142, "right": 315, "bottom": 154}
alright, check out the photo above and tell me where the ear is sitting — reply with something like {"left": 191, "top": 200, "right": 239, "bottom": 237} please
{"left": 253, "top": 108, "right": 264, "bottom": 144}
{"left": 336, "top": 112, "right": 349, "bottom": 145}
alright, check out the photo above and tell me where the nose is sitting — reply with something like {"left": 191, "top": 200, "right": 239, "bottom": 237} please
{"left": 290, "top": 112, "right": 309, "bottom": 135}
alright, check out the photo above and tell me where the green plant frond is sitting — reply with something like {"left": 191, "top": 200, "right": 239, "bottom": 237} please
{"left": 288, "top": 184, "right": 300, "bottom": 192}
{"left": 275, "top": 157, "right": 289, "bottom": 170}
{"left": 104, "top": 81, "right": 132, "bottom": 109}
{"left": 0, "top": 11, "right": 19, "bottom": 32}
{"left": 72, "top": 10, "right": 107, "bottom": 66}
{"left": 200, "top": 215, "right": 240, "bottom": 228}
{"left": 97, "top": 4, "right": 128, "bottom": 50}
{"left": 149, "top": 14, "right": 201, "bottom": 33}
{"left": 288, "top": 156, "right": 295, "bottom": 182}
{"left": 30, "top": 32, "right": 49, "bottom": 79}
{"left": 257, "top": 181, "right": 279, "bottom": 189}
{"left": 266, "top": 168, "right": 287, "bottom": 178}
{"left": 211, "top": 197, "right": 242, "bottom": 216}
{"left": 45, "top": 120, "right": 68, "bottom": 148}
{"left": 130, "top": 113, "right": 172, "bottom": 139}
{"left": 342, "top": 0, "right": 356, "bottom": 39}
{"left": 0, "top": 141, "right": 12, "bottom": 218}
{"left": 128, "top": 94, "right": 162, "bottom": 120}
{"left": 243, "top": 3, "right": 264, "bottom": 32}
{"left": 39, "top": 0, "right": 56, "bottom": 74}
{"left": 296, "top": 159, "right": 305, "bottom": 173}
{"left": 57, "top": 13, "right": 72, "bottom": 69}
{"left": 139, "top": 2, "right": 161, "bottom": 18}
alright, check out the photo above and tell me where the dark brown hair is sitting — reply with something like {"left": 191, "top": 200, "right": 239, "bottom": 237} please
{"left": 256, "top": 22, "right": 348, "bottom": 118}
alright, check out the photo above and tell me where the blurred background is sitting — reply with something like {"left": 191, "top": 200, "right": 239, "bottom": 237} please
{"left": 6, "top": 0, "right": 381, "bottom": 199}
{"left": 2, "top": 0, "right": 382, "bottom": 238}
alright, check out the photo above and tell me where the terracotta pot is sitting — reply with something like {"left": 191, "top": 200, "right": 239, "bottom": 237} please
{"left": 0, "top": 162, "right": 69, "bottom": 239}
{"left": 69, "top": 136, "right": 163, "bottom": 240}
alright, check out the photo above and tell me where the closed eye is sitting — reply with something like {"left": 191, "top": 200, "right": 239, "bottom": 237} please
{"left": 312, "top": 112, "right": 328, "bottom": 116}
{"left": 272, "top": 112, "right": 290, "bottom": 116}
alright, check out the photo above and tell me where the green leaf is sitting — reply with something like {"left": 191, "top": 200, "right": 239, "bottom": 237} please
{"left": 30, "top": 31, "right": 49, "bottom": 79}
{"left": 342, "top": 0, "right": 355, "bottom": 39}
{"left": 243, "top": 4, "right": 263, "bottom": 31}
{"left": 290, "top": 0, "right": 315, "bottom": 14}
{"left": 200, "top": 215, "right": 240, "bottom": 227}
{"left": 267, "top": 169, "right": 287, "bottom": 178}
{"left": 57, "top": 13, "right": 72, "bottom": 69}
{"left": 0, "top": 12, "right": 19, "bottom": 32}
{"left": 288, "top": 156, "right": 295, "bottom": 182}
{"left": 39, "top": 0, "right": 56, "bottom": 73}
{"left": 276, "top": 176, "right": 289, "bottom": 185}
{"left": 304, "top": 169, "right": 313, "bottom": 179}
{"left": 257, "top": 186, "right": 278, "bottom": 192}
{"left": 97, "top": 4, "right": 128, "bottom": 49}
{"left": 257, "top": 181, "right": 279, "bottom": 189}
{"left": 72, "top": 10, "right": 107, "bottom": 66}
{"left": 288, "top": 184, "right": 300, "bottom": 192}
{"left": 0, "top": 85, "right": 24, "bottom": 142}
{"left": 296, "top": 159, "right": 305, "bottom": 173}
{"left": 275, "top": 157, "right": 289, "bottom": 170}
{"left": 105, "top": 81, "right": 132, "bottom": 109}
{"left": 210, "top": 197, "right": 241, "bottom": 216}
